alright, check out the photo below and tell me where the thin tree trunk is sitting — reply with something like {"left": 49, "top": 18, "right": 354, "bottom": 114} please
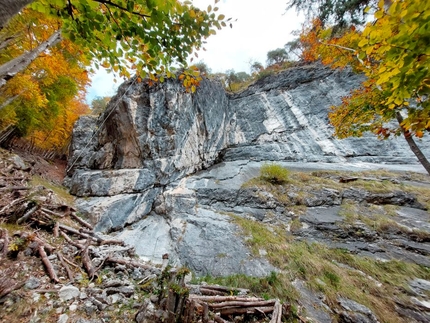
{"left": 396, "top": 112, "right": 430, "bottom": 175}
{"left": 0, "top": 29, "right": 61, "bottom": 89}
{"left": 0, "top": 0, "right": 34, "bottom": 30}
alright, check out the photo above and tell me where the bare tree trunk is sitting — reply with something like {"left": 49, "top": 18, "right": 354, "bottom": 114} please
{"left": 0, "top": 0, "right": 34, "bottom": 29}
{"left": 396, "top": 112, "right": 430, "bottom": 175}
{"left": 0, "top": 29, "right": 61, "bottom": 89}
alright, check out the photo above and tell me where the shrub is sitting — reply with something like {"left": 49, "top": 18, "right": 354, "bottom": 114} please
{"left": 260, "top": 163, "right": 290, "bottom": 184}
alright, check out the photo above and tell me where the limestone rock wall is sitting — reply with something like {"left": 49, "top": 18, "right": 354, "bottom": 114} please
{"left": 66, "top": 63, "right": 429, "bottom": 276}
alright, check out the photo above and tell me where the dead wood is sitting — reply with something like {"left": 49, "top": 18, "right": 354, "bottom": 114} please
{"left": 213, "top": 315, "right": 229, "bottom": 323}
{"left": 208, "top": 299, "right": 276, "bottom": 310}
{"left": 0, "top": 186, "right": 29, "bottom": 192}
{"left": 38, "top": 244, "right": 59, "bottom": 283}
{"left": 0, "top": 196, "right": 26, "bottom": 214}
{"left": 219, "top": 306, "right": 274, "bottom": 316}
{"left": 57, "top": 252, "right": 74, "bottom": 281}
{"left": 190, "top": 295, "right": 263, "bottom": 303}
{"left": 59, "top": 224, "right": 93, "bottom": 240}
{"left": 105, "top": 256, "right": 151, "bottom": 269}
{"left": 16, "top": 205, "right": 39, "bottom": 224}
{"left": 166, "top": 289, "right": 176, "bottom": 323}
{"left": 270, "top": 300, "right": 282, "bottom": 323}
{"left": 1, "top": 228, "right": 9, "bottom": 256}
{"left": 33, "top": 236, "right": 55, "bottom": 254}
{"left": 202, "top": 285, "right": 249, "bottom": 294}
{"left": 59, "top": 230, "right": 84, "bottom": 249}
{"left": 81, "top": 244, "right": 96, "bottom": 280}
{"left": 0, "top": 281, "right": 25, "bottom": 299}
{"left": 202, "top": 302, "right": 209, "bottom": 323}
{"left": 70, "top": 212, "right": 93, "bottom": 230}
{"left": 53, "top": 221, "right": 59, "bottom": 238}
{"left": 40, "top": 207, "right": 65, "bottom": 218}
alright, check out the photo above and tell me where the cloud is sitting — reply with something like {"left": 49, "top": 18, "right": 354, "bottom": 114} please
{"left": 86, "top": 0, "right": 303, "bottom": 102}
{"left": 191, "top": 0, "right": 304, "bottom": 73}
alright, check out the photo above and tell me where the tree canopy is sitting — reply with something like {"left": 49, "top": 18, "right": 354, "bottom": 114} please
{"left": 293, "top": 0, "right": 430, "bottom": 174}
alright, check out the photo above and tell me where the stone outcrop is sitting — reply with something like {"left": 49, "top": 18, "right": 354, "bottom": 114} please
{"left": 67, "top": 63, "right": 429, "bottom": 278}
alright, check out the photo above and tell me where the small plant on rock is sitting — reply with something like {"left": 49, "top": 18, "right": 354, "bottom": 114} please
{"left": 260, "top": 163, "right": 290, "bottom": 185}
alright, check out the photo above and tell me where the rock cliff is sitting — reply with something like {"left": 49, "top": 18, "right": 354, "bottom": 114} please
{"left": 67, "top": 63, "right": 429, "bottom": 277}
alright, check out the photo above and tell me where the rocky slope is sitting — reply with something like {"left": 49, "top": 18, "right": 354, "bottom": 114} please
{"left": 65, "top": 63, "right": 430, "bottom": 322}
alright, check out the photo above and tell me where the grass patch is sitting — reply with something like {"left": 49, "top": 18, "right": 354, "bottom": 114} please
{"left": 259, "top": 163, "right": 290, "bottom": 185}
{"left": 228, "top": 215, "right": 430, "bottom": 322}
{"left": 30, "top": 175, "right": 75, "bottom": 205}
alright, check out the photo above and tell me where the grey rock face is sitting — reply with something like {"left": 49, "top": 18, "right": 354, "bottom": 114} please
{"left": 67, "top": 63, "right": 429, "bottom": 278}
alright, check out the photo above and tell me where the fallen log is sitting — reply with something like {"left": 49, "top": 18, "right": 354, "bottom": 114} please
{"left": 38, "top": 244, "right": 59, "bottom": 283}
{"left": 208, "top": 299, "right": 276, "bottom": 310}
{"left": 190, "top": 295, "right": 264, "bottom": 303}
{"left": 270, "top": 300, "right": 282, "bottom": 323}
{"left": 57, "top": 252, "right": 74, "bottom": 281}
{"left": 59, "top": 230, "right": 85, "bottom": 250}
{"left": 81, "top": 244, "right": 96, "bottom": 280}
{"left": 1, "top": 229, "right": 9, "bottom": 256}
{"left": 16, "top": 205, "right": 39, "bottom": 224}
{"left": 0, "top": 186, "right": 29, "bottom": 192}
{"left": 70, "top": 212, "right": 93, "bottom": 230}
{"left": 219, "top": 306, "right": 274, "bottom": 316}
{"left": 41, "top": 207, "right": 65, "bottom": 218}
{"left": 105, "top": 256, "right": 151, "bottom": 269}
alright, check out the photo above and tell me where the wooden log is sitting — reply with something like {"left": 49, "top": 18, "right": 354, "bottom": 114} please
{"left": 70, "top": 212, "right": 93, "bottom": 230}
{"left": 1, "top": 229, "right": 9, "bottom": 256}
{"left": 208, "top": 299, "right": 276, "bottom": 310}
{"left": 61, "top": 254, "right": 80, "bottom": 268}
{"left": 16, "top": 205, "right": 39, "bottom": 224}
{"left": 59, "top": 224, "right": 93, "bottom": 240}
{"left": 270, "top": 300, "right": 282, "bottom": 323}
{"left": 38, "top": 245, "right": 59, "bottom": 283}
{"left": 200, "top": 287, "right": 227, "bottom": 296}
{"left": 0, "top": 281, "right": 25, "bottom": 299}
{"left": 33, "top": 236, "right": 55, "bottom": 254}
{"left": 219, "top": 306, "right": 274, "bottom": 316}
{"left": 81, "top": 244, "right": 96, "bottom": 280}
{"left": 41, "top": 207, "right": 65, "bottom": 218}
{"left": 202, "top": 302, "right": 209, "bottom": 323}
{"left": 202, "top": 285, "right": 249, "bottom": 294}
{"left": 59, "top": 230, "right": 84, "bottom": 249}
{"left": 105, "top": 257, "right": 151, "bottom": 269}
{"left": 57, "top": 252, "right": 74, "bottom": 281}
{"left": 190, "top": 295, "right": 264, "bottom": 303}
{"left": 0, "top": 196, "right": 26, "bottom": 214}
{"left": 0, "top": 186, "right": 29, "bottom": 192}
{"left": 53, "top": 222, "right": 59, "bottom": 238}
{"left": 166, "top": 289, "right": 176, "bottom": 323}
{"left": 213, "top": 315, "right": 229, "bottom": 323}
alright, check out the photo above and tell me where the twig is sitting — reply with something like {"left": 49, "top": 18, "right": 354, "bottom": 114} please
{"left": 0, "top": 281, "right": 25, "bottom": 299}
{"left": 59, "top": 230, "right": 84, "bottom": 249}
{"left": 41, "top": 207, "right": 65, "bottom": 218}
{"left": 57, "top": 252, "right": 74, "bottom": 281}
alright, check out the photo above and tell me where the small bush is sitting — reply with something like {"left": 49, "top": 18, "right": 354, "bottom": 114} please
{"left": 260, "top": 163, "right": 290, "bottom": 184}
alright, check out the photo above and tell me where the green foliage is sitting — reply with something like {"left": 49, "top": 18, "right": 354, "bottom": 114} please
{"left": 90, "top": 96, "right": 111, "bottom": 115}
{"left": 259, "top": 163, "right": 290, "bottom": 185}
{"left": 287, "top": 0, "right": 375, "bottom": 29}
{"left": 29, "top": 0, "right": 228, "bottom": 81}
{"left": 191, "top": 61, "right": 212, "bottom": 76}
{"left": 266, "top": 48, "right": 289, "bottom": 66}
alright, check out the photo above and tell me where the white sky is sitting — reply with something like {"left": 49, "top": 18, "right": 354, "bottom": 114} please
{"left": 85, "top": 0, "right": 304, "bottom": 103}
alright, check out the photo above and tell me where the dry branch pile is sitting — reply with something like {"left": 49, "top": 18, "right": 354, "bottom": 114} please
{"left": 0, "top": 150, "right": 294, "bottom": 323}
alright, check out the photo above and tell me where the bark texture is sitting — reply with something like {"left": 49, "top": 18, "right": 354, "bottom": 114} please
{"left": 0, "top": 0, "right": 33, "bottom": 29}
{"left": 0, "top": 29, "right": 61, "bottom": 89}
